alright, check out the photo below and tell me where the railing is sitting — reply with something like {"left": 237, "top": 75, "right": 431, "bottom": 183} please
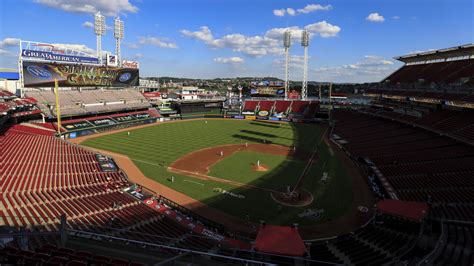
{"left": 417, "top": 221, "right": 445, "bottom": 266}
{"left": 67, "top": 229, "right": 336, "bottom": 265}
{"left": 158, "top": 195, "right": 253, "bottom": 241}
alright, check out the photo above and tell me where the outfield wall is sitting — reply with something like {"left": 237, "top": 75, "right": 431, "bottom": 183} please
{"left": 226, "top": 113, "right": 307, "bottom": 123}
{"left": 63, "top": 116, "right": 157, "bottom": 139}
{"left": 64, "top": 113, "right": 319, "bottom": 140}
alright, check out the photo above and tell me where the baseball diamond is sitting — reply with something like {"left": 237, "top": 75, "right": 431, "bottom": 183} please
{"left": 74, "top": 118, "right": 373, "bottom": 233}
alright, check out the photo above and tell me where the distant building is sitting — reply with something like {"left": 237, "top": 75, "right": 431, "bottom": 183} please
{"left": 0, "top": 68, "right": 20, "bottom": 95}
{"left": 180, "top": 86, "right": 205, "bottom": 95}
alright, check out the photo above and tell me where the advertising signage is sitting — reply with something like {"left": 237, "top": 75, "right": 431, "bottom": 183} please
{"left": 21, "top": 49, "right": 99, "bottom": 64}
{"left": 122, "top": 60, "right": 139, "bottom": 69}
{"left": 23, "top": 61, "right": 139, "bottom": 87}
{"left": 106, "top": 54, "right": 118, "bottom": 67}
{"left": 250, "top": 87, "right": 285, "bottom": 96}
{"left": 250, "top": 80, "right": 284, "bottom": 87}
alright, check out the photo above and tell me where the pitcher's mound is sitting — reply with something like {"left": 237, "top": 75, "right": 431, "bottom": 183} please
{"left": 252, "top": 164, "right": 269, "bottom": 172}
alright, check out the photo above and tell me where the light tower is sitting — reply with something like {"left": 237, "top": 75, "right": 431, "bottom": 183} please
{"left": 114, "top": 17, "right": 124, "bottom": 67}
{"left": 238, "top": 85, "right": 243, "bottom": 103}
{"left": 301, "top": 29, "right": 310, "bottom": 100}
{"left": 283, "top": 30, "right": 291, "bottom": 100}
{"left": 94, "top": 12, "right": 106, "bottom": 63}
{"left": 227, "top": 86, "right": 233, "bottom": 106}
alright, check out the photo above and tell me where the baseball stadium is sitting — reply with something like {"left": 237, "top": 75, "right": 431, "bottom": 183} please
{"left": 1, "top": 2, "right": 474, "bottom": 265}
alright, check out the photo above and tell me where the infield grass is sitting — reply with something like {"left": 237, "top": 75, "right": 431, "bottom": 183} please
{"left": 209, "top": 151, "right": 306, "bottom": 190}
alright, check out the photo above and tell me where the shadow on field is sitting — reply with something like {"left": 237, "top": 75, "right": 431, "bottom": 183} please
{"left": 232, "top": 134, "right": 274, "bottom": 144}
{"left": 239, "top": 130, "right": 278, "bottom": 138}
{"left": 253, "top": 120, "right": 283, "bottom": 126}
{"left": 249, "top": 121, "right": 281, "bottom": 128}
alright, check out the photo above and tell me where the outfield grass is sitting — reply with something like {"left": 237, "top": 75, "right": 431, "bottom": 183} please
{"left": 82, "top": 119, "right": 352, "bottom": 226}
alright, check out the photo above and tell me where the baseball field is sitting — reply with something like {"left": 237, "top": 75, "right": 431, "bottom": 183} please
{"left": 81, "top": 119, "right": 353, "bottom": 226}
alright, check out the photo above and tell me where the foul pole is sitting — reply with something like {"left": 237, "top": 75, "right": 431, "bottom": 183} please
{"left": 54, "top": 79, "right": 61, "bottom": 135}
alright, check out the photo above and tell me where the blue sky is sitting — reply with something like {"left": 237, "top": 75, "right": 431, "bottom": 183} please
{"left": 0, "top": 0, "right": 472, "bottom": 82}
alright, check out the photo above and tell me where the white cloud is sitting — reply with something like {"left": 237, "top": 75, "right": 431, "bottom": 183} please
{"left": 182, "top": 27, "right": 275, "bottom": 57}
{"left": 182, "top": 27, "right": 278, "bottom": 57}
{"left": 366, "top": 13, "right": 385, "bottom": 22}
{"left": 265, "top": 26, "right": 302, "bottom": 39}
{"left": 274, "top": 55, "right": 309, "bottom": 70}
{"left": 34, "top": 0, "right": 138, "bottom": 16}
{"left": 274, "top": 3, "right": 332, "bottom": 17}
{"left": 181, "top": 21, "right": 340, "bottom": 57}
{"left": 181, "top": 26, "right": 215, "bottom": 43}
{"left": 0, "top": 38, "right": 21, "bottom": 68}
{"left": 0, "top": 38, "right": 20, "bottom": 48}
{"left": 306, "top": 21, "right": 341, "bottom": 38}
{"left": 286, "top": 8, "right": 296, "bottom": 16}
{"left": 360, "top": 55, "right": 394, "bottom": 66}
{"left": 82, "top": 21, "right": 94, "bottom": 28}
{"left": 297, "top": 4, "right": 332, "bottom": 13}
{"left": 273, "top": 9, "right": 286, "bottom": 17}
{"left": 51, "top": 43, "right": 96, "bottom": 55}
{"left": 0, "top": 48, "right": 15, "bottom": 56}
{"left": 124, "top": 42, "right": 139, "bottom": 49}
{"left": 314, "top": 56, "right": 396, "bottom": 83}
{"left": 138, "top": 37, "right": 178, "bottom": 49}
{"left": 392, "top": 16, "right": 400, "bottom": 20}
{"left": 82, "top": 21, "right": 111, "bottom": 30}
{"left": 214, "top": 57, "right": 245, "bottom": 64}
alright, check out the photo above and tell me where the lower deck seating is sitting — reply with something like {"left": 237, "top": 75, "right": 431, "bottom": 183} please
{"left": 290, "top": 100, "right": 309, "bottom": 114}
{"left": 431, "top": 223, "right": 474, "bottom": 265}
{"left": 309, "top": 242, "right": 343, "bottom": 264}
{"left": 243, "top": 100, "right": 258, "bottom": 112}
{"left": 258, "top": 100, "right": 274, "bottom": 112}
{"left": 328, "top": 215, "right": 422, "bottom": 265}
{"left": 242, "top": 100, "right": 319, "bottom": 117}
{"left": 0, "top": 244, "right": 144, "bottom": 265}
{"left": 1, "top": 124, "right": 225, "bottom": 253}
{"left": 274, "top": 100, "right": 291, "bottom": 113}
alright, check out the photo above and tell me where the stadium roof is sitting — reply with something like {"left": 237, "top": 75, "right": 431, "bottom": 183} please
{"left": 395, "top": 44, "right": 474, "bottom": 64}
{"left": 376, "top": 199, "right": 429, "bottom": 221}
{"left": 254, "top": 225, "right": 306, "bottom": 256}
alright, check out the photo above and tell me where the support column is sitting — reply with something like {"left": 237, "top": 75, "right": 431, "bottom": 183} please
{"left": 59, "top": 214, "right": 67, "bottom": 247}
